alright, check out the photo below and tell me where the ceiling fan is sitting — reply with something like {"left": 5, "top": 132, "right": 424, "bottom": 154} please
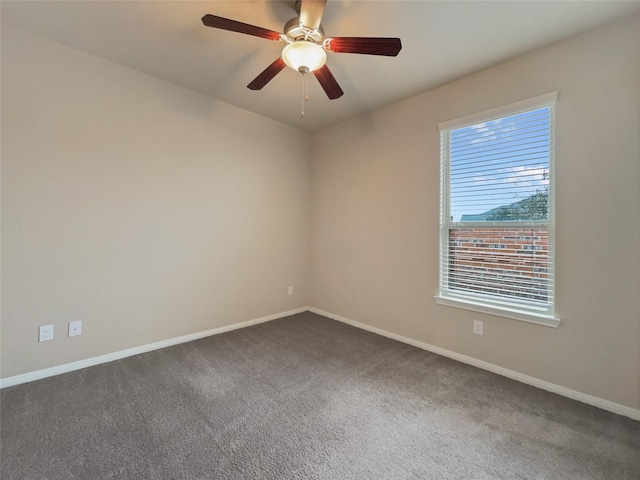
{"left": 201, "top": 0, "right": 402, "bottom": 101}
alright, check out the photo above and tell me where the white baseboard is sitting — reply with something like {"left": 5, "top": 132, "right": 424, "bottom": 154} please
{"left": 308, "top": 307, "right": 640, "bottom": 422}
{"left": 4, "top": 306, "right": 639, "bottom": 422}
{"left": 0, "top": 307, "right": 307, "bottom": 389}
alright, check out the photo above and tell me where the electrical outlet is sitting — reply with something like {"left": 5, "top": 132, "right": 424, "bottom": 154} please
{"left": 39, "top": 325, "right": 54, "bottom": 342}
{"left": 68, "top": 321, "right": 82, "bottom": 337}
{"left": 288, "top": 286, "right": 293, "bottom": 296}
{"left": 473, "top": 320, "right": 484, "bottom": 336}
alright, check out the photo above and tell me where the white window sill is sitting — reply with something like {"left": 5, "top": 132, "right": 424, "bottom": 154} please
{"left": 433, "top": 295, "right": 560, "bottom": 328}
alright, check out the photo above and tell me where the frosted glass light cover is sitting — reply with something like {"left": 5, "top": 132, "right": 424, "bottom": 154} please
{"left": 282, "top": 41, "right": 327, "bottom": 73}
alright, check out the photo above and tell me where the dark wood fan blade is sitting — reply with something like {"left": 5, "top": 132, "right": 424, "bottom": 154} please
{"left": 313, "top": 65, "right": 343, "bottom": 100}
{"left": 327, "top": 37, "right": 402, "bottom": 56}
{"left": 247, "top": 58, "right": 287, "bottom": 90}
{"left": 299, "top": 0, "right": 326, "bottom": 30}
{"left": 202, "top": 14, "right": 281, "bottom": 41}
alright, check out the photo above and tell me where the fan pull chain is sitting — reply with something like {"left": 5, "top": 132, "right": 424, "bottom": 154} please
{"left": 305, "top": 72, "right": 309, "bottom": 103}
{"left": 301, "top": 72, "right": 309, "bottom": 117}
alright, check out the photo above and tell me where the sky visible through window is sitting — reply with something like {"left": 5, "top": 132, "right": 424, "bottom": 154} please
{"left": 449, "top": 107, "right": 550, "bottom": 222}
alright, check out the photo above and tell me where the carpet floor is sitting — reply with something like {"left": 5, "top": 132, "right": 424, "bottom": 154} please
{"left": 1, "top": 312, "right": 639, "bottom": 479}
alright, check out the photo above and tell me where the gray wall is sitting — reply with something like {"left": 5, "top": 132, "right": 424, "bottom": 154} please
{"left": 310, "top": 15, "right": 640, "bottom": 410}
{"left": 1, "top": 26, "right": 312, "bottom": 378}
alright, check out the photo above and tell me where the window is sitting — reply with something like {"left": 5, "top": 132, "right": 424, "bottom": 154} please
{"left": 435, "top": 93, "right": 558, "bottom": 326}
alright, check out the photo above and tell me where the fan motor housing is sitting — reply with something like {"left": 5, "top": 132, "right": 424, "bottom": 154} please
{"left": 283, "top": 17, "right": 325, "bottom": 43}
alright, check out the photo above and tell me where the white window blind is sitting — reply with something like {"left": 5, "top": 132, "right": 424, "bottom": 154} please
{"left": 437, "top": 93, "right": 557, "bottom": 325}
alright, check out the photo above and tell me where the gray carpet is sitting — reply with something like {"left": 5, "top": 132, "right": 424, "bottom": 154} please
{"left": 1, "top": 312, "right": 639, "bottom": 479}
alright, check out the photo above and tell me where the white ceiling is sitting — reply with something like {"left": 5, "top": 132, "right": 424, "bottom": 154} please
{"left": 3, "top": 1, "right": 639, "bottom": 132}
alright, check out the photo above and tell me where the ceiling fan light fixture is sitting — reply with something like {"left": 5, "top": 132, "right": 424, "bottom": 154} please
{"left": 282, "top": 41, "right": 326, "bottom": 74}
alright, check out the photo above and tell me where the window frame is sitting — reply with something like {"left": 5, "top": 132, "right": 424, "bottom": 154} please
{"left": 435, "top": 92, "right": 560, "bottom": 327}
